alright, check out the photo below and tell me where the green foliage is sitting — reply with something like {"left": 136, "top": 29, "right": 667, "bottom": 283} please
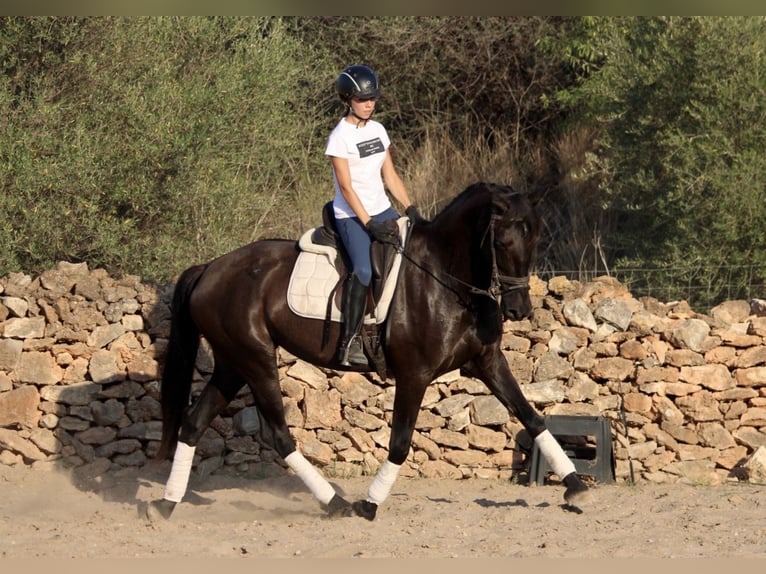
{"left": 1, "top": 16, "right": 579, "bottom": 283}
{"left": 288, "top": 16, "right": 578, "bottom": 232}
{"left": 551, "top": 16, "right": 766, "bottom": 308}
{"left": 290, "top": 17, "right": 567, "bottom": 159}
{"left": 1, "top": 15, "right": 764, "bottom": 313}
{"left": 0, "top": 17, "right": 334, "bottom": 281}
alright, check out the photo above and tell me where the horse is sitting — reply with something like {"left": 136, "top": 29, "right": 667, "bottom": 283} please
{"left": 146, "top": 181, "right": 591, "bottom": 522}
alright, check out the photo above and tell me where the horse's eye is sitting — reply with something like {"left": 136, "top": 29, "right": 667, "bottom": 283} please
{"left": 505, "top": 217, "right": 530, "bottom": 238}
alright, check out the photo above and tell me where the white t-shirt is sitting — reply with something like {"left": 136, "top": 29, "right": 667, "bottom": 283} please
{"left": 325, "top": 117, "right": 392, "bottom": 220}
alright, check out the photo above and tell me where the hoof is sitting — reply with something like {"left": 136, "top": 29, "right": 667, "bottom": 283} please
{"left": 352, "top": 499, "right": 378, "bottom": 521}
{"left": 563, "top": 473, "right": 592, "bottom": 508}
{"left": 325, "top": 494, "right": 354, "bottom": 518}
{"left": 146, "top": 498, "right": 176, "bottom": 522}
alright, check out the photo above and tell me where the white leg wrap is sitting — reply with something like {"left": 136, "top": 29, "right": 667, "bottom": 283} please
{"left": 284, "top": 451, "right": 336, "bottom": 505}
{"left": 367, "top": 460, "right": 401, "bottom": 505}
{"left": 535, "top": 429, "right": 576, "bottom": 479}
{"left": 163, "top": 441, "right": 196, "bottom": 503}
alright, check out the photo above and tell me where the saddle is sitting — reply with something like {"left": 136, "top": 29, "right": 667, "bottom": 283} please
{"left": 287, "top": 202, "right": 409, "bottom": 326}
{"left": 287, "top": 203, "right": 409, "bottom": 379}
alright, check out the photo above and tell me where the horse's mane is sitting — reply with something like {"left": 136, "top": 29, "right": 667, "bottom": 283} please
{"left": 431, "top": 182, "right": 517, "bottom": 223}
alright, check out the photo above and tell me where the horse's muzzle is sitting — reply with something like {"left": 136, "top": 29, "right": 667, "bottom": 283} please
{"left": 501, "top": 292, "right": 533, "bottom": 321}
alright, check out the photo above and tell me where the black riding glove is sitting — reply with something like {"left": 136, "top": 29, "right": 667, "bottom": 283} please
{"left": 405, "top": 205, "right": 428, "bottom": 225}
{"left": 365, "top": 219, "right": 401, "bottom": 247}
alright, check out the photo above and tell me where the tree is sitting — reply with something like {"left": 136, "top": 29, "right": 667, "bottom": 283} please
{"left": 552, "top": 16, "right": 766, "bottom": 308}
{"left": 289, "top": 17, "right": 569, "bottom": 160}
{"left": 0, "top": 17, "right": 334, "bottom": 280}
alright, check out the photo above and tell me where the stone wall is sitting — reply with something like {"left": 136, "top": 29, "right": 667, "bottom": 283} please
{"left": 1, "top": 261, "right": 765, "bottom": 485}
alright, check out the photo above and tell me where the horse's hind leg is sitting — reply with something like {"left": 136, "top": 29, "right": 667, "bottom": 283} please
{"left": 241, "top": 354, "right": 353, "bottom": 518}
{"left": 147, "top": 365, "right": 242, "bottom": 521}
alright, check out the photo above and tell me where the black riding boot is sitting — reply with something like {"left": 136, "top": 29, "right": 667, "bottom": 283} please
{"left": 338, "top": 274, "right": 369, "bottom": 367}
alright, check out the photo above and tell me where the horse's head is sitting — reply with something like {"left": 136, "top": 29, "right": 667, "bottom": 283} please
{"left": 487, "top": 187, "right": 541, "bottom": 321}
{"left": 424, "top": 182, "right": 540, "bottom": 321}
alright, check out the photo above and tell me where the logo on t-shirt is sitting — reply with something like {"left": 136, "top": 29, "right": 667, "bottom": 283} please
{"left": 357, "top": 138, "right": 385, "bottom": 158}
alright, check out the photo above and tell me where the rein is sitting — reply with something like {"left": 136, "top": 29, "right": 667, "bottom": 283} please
{"left": 400, "top": 214, "right": 530, "bottom": 306}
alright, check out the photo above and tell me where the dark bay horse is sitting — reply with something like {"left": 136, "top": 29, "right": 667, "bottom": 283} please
{"left": 147, "top": 182, "right": 590, "bottom": 522}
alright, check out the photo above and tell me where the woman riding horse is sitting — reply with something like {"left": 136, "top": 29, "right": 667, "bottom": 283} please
{"left": 147, "top": 182, "right": 591, "bottom": 522}
{"left": 326, "top": 64, "right": 425, "bottom": 367}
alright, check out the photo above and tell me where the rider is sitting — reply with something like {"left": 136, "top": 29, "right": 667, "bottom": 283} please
{"left": 325, "top": 64, "right": 426, "bottom": 367}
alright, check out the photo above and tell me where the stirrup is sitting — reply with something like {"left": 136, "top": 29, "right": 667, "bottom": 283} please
{"left": 339, "top": 336, "right": 368, "bottom": 367}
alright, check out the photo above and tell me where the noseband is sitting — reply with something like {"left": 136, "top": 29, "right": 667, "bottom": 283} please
{"left": 401, "top": 212, "right": 530, "bottom": 307}
{"left": 481, "top": 214, "right": 530, "bottom": 304}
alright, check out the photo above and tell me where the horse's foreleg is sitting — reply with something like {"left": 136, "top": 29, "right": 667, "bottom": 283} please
{"left": 352, "top": 459, "right": 402, "bottom": 520}
{"left": 532, "top": 429, "right": 590, "bottom": 505}
{"left": 465, "top": 353, "right": 591, "bottom": 508}
{"left": 353, "top": 379, "right": 427, "bottom": 521}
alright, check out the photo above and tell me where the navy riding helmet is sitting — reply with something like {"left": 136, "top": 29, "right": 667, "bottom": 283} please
{"left": 336, "top": 64, "right": 381, "bottom": 102}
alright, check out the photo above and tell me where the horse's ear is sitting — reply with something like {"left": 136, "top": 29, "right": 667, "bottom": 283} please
{"left": 491, "top": 183, "right": 519, "bottom": 214}
{"left": 524, "top": 171, "right": 559, "bottom": 210}
{"left": 526, "top": 190, "right": 543, "bottom": 209}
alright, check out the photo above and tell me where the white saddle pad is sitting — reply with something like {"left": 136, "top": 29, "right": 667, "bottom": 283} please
{"left": 287, "top": 217, "right": 409, "bottom": 325}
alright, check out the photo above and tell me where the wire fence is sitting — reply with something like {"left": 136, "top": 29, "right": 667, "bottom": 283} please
{"left": 535, "top": 264, "right": 766, "bottom": 315}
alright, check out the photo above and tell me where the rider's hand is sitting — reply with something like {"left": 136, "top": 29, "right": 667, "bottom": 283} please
{"left": 365, "top": 219, "right": 401, "bottom": 247}
{"left": 405, "top": 205, "right": 428, "bottom": 225}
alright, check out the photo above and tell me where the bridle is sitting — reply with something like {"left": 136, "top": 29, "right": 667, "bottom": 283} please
{"left": 400, "top": 213, "right": 530, "bottom": 307}
{"left": 479, "top": 213, "right": 531, "bottom": 304}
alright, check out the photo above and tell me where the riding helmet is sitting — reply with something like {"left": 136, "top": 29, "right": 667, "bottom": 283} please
{"left": 336, "top": 64, "right": 381, "bottom": 102}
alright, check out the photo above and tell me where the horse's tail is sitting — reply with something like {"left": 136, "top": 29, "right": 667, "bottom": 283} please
{"left": 155, "top": 263, "right": 207, "bottom": 460}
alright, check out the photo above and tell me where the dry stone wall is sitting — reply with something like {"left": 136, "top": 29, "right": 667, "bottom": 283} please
{"left": 1, "top": 261, "right": 765, "bottom": 486}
